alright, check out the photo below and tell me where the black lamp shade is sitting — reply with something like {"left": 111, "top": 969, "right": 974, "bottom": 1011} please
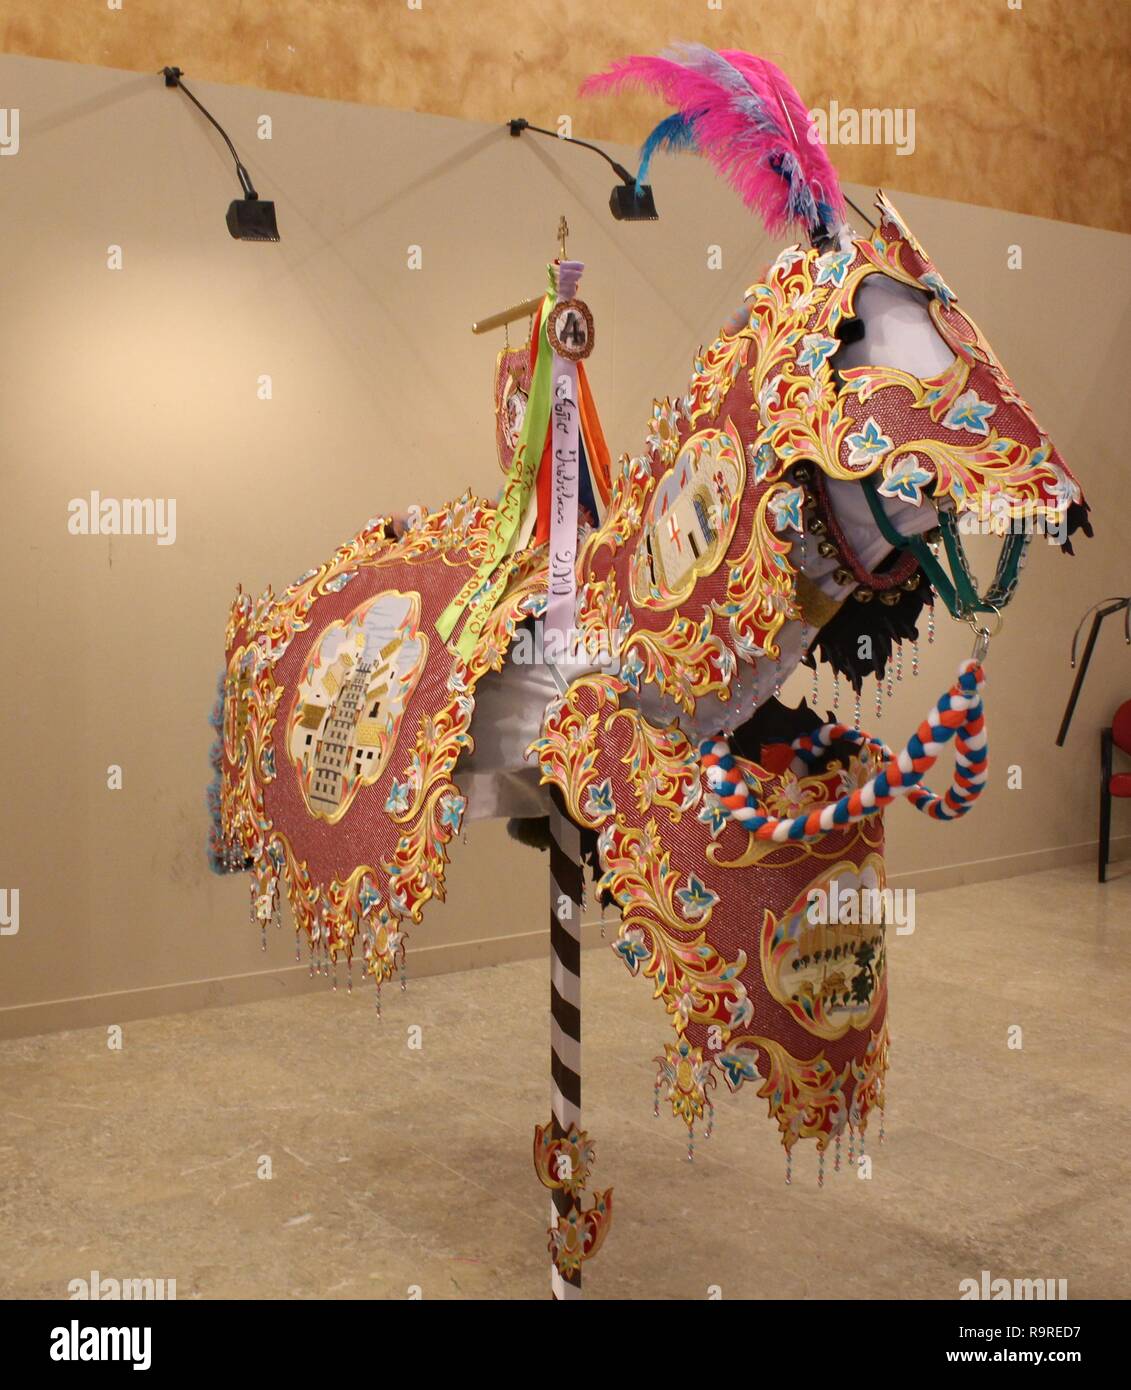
{"left": 226, "top": 198, "right": 280, "bottom": 242}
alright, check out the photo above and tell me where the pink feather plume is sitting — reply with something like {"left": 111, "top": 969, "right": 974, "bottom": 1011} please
{"left": 581, "top": 43, "right": 845, "bottom": 238}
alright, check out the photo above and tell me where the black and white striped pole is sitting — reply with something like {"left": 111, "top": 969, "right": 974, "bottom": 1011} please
{"left": 548, "top": 790, "right": 585, "bottom": 1299}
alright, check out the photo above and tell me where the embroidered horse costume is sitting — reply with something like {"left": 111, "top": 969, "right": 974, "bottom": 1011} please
{"left": 211, "top": 44, "right": 1089, "bottom": 1279}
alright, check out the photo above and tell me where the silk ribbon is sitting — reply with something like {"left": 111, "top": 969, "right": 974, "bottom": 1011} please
{"left": 437, "top": 265, "right": 558, "bottom": 655}
{"left": 544, "top": 260, "right": 584, "bottom": 667}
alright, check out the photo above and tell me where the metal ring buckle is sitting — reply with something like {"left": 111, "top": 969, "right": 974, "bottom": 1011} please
{"left": 967, "top": 604, "right": 1003, "bottom": 664}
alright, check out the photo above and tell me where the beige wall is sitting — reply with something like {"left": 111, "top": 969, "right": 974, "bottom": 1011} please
{"left": 1, "top": 0, "right": 1128, "bottom": 233}
{"left": 0, "top": 53, "right": 1126, "bottom": 1035}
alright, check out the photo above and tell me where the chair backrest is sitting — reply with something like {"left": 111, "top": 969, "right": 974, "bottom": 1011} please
{"left": 1113, "top": 700, "right": 1131, "bottom": 755}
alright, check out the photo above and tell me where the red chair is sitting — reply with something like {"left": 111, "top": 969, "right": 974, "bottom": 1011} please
{"left": 1099, "top": 701, "right": 1131, "bottom": 881}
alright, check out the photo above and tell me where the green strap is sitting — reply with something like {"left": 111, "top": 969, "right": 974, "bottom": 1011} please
{"left": 860, "top": 475, "right": 1027, "bottom": 621}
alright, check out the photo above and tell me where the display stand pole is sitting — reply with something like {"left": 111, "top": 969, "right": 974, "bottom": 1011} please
{"left": 548, "top": 791, "right": 584, "bottom": 1300}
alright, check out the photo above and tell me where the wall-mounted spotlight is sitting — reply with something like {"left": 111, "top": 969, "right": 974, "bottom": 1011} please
{"left": 507, "top": 118, "right": 658, "bottom": 222}
{"left": 162, "top": 66, "right": 280, "bottom": 242}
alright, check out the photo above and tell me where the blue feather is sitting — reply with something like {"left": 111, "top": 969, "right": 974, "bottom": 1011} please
{"left": 636, "top": 112, "right": 698, "bottom": 188}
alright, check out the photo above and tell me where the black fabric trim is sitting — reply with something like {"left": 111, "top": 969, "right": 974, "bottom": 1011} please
{"left": 805, "top": 571, "right": 934, "bottom": 693}
{"left": 1062, "top": 499, "right": 1093, "bottom": 555}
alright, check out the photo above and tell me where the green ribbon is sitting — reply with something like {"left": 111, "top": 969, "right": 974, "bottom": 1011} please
{"left": 437, "top": 268, "right": 557, "bottom": 657}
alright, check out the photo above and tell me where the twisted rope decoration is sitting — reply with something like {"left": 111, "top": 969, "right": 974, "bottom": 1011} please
{"left": 700, "top": 659, "right": 987, "bottom": 841}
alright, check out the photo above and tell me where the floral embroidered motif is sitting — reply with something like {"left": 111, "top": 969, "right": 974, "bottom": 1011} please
{"left": 878, "top": 455, "right": 934, "bottom": 504}
{"left": 846, "top": 417, "right": 895, "bottom": 468}
{"left": 675, "top": 874, "right": 719, "bottom": 921}
{"left": 797, "top": 332, "right": 840, "bottom": 374}
{"left": 942, "top": 389, "right": 997, "bottom": 436}
{"left": 768, "top": 485, "right": 805, "bottom": 533}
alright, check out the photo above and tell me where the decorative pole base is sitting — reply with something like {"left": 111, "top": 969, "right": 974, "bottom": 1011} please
{"left": 534, "top": 1122, "right": 613, "bottom": 1293}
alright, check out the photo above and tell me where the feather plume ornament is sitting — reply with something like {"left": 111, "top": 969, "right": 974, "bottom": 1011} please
{"left": 635, "top": 111, "right": 699, "bottom": 189}
{"left": 582, "top": 42, "right": 846, "bottom": 240}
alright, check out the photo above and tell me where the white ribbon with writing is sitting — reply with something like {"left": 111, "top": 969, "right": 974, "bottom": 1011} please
{"left": 544, "top": 260, "right": 584, "bottom": 669}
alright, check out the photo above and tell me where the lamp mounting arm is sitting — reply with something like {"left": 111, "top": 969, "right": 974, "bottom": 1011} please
{"left": 508, "top": 118, "right": 636, "bottom": 187}
{"left": 162, "top": 66, "right": 259, "bottom": 200}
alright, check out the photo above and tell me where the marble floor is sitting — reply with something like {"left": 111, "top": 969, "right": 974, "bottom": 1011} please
{"left": 1, "top": 862, "right": 1128, "bottom": 1300}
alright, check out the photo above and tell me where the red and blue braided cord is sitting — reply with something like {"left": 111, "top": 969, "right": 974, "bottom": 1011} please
{"left": 700, "top": 660, "right": 987, "bottom": 842}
